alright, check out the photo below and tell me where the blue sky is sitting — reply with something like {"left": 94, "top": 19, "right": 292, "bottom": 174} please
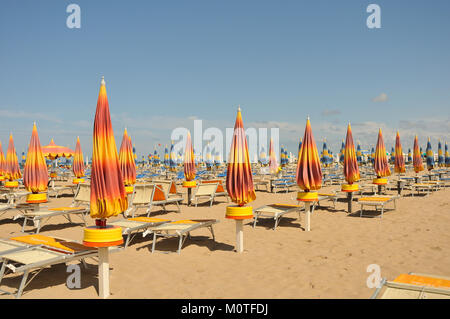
{"left": 0, "top": 0, "right": 449, "bottom": 159}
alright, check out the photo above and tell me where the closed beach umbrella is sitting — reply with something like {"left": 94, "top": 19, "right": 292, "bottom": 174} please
{"left": 445, "top": 142, "right": 450, "bottom": 167}
{"left": 374, "top": 129, "right": 391, "bottom": 178}
{"left": 225, "top": 107, "right": 256, "bottom": 253}
{"left": 153, "top": 148, "right": 159, "bottom": 165}
{"left": 426, "top": 138, "right": 434, "bottom": 171}
{"left": 164, "top": 144, "right": 169, "bottom": 167}
{"left": 343, "top": 123, "right": 360, "bottom": 184}
{"left": 169, "top": 141, "right": 177, "bottom": 171}
{"left": 183, "top": 131, "right": 196, "bottom": 181}
{"left": 356, "top": 142, "right": 363, "bottom": 165}
{"left": 390, "top": 147, "right": 395, "bottom": 164}
{"left": 72, "top": 136, "right": 85, "bottom": 180}
{"left": 23, "top": 123, "right": 48, "bottom": 198}
{"left": 298, "top": 138, "right": 302, "bottom": 159}
{"left": 296, "top": 118, "right": 322, "bottom": 192}
{"left": 370, "top": 147, "right": 375, "bottom": 164}
{"left": 394, "top": 131, "right": 405, "bottom": 174}
{"left": 413, "top": 135, "right": 424, "bottom": 173}
{"left": 321, "top": 139, "right": 329, "bottom": 167}
{"left": 339, "top": 139, "right": 345, "bottom": 164}
{"left": 226, "top": 107, "right": 256, "bottom": 206}
{"left": 90, "top": 76, "right": 127, "bottom": 220}
{"left": 259, "top": 146, "right": 268, "bottom": 165}
{"left": 205, "top": 143, "right": 213, "bottom": 169}
{"left": 268, "top": 138, "right": 279, "bottom": 175}
{"left": 5, "top": 134, "right": 21, "bottom": 182}
{"left": 407, "top": 148, "right": 412, "bottom": 164}
{"left": 119, "top": 128, "right": 136, "bottom": 188}
{"left": 438, "top": 140, "right": 444, "bottom": 167}
{"left": 296, "top": 117, "right": 322, "bottom": 231}
{"left": 0, "top": 141, "right": 6, "bottom": 178}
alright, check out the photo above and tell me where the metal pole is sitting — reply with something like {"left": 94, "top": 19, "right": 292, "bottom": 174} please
{"left": 236, "top": 220, "right": 243, "bottom": 253}
{"left": 347, "top": 192, "right": 353, "bottom": 214}
{"left": 98, "top": 247, "right": 110, "bottom": 299}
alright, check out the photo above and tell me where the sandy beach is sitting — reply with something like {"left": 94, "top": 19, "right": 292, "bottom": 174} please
{"left": 0, "top": 174, "right": 448, "bottom": 299}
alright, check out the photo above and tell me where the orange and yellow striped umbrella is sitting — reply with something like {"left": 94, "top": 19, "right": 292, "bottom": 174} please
{"left": 183, "top": 131, "right": 196, "bottom": 181}
{"left": 296, "top": 118, "right": 322, "bottom": 191}
{"left": 394, "top": 131, "right": 405, "bottom": 174}
{"left": 413, "top": 135, "right": 424, "bottom": 173}
{"left": 42, "top": 139, "right": 74, "bottom": 160}
{"left": 118, "top": 128, "right": 136, "bottom": 186}
{"left": 5, "top": 134, "right": 21, "bottom": 181}
{"left": 343, "top": 123, "right": 360, "bottom": 184}
{"left": 373, "top": 128, "right": 391, "bottom": 177}
{"left": 225, "top": 107, "right": 256, "bottom": 206}
{"left": 0, "top": 141, "right": 6, "bottom": 176}
{"left": 90, "top": 76, "right": 127, "bottom": 219}
{"left": 72, "top": 136, "right": 85, "bottom": 178}
{"left": 268, "top": 137, "right": 279, "bottom": 174}
{"left": 23, "top": 123, "right": 48, "bottom": 193}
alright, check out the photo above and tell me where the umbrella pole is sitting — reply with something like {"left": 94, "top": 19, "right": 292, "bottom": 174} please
{"left": 98, "top": 246, "right": 110, "bottom": 299}
{"left": 305, "top": 202, "right": 311, "bottom": 232}
{"left": 347, "top": 192, "right": 353, "bottom": 214}
{"left": 187, "top": 188, "right": 192, "bottom": 206}
{"left": 236, "top": 219, "right": 244, "bottom": 253}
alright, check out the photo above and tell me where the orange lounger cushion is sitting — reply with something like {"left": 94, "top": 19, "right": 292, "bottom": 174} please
{"left": 128, "top": 217, "right": 169, "bottom": 223}
{"left": 171, "top": 220, "right": 199, "bottom": 224}
{"left": 393, "top": 274, "right": 450, "bottom": 289}
{"left": 318, "top": 193, "right": 336, "bottom": 197}
{"left": 48, "top": 206, "right": 85, "bottom": 211}
{"left": 271, "top": 204, "right": 302, "bottom": 208}
{"left": 359, "top": 197, "right": 391, "bottom": 202}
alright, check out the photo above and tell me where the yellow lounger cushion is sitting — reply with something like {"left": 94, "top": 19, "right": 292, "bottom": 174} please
{"left": 359, "top": 197, "right": 391, "bottom": 202}
{"left": 272, "top": 204, "right": 302, "bottom": 208}
{"left": 10, "top": 235, "right": 91, "bottom": 253}
{"left": 171, "top": 220, "right": 199, "bottom": 224}
{"left": 128, "top": 217, "right": 169, "bottom": 223}
{"left": 48, "top": 206, "right": 85, "bottom": 211}
{"left": 393, "top": 274, "right": 450, "bottom": 289}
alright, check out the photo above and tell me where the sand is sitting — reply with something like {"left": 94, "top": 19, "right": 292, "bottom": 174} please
{"left": 0, "top": 175, "right": 449, "bottom": 299}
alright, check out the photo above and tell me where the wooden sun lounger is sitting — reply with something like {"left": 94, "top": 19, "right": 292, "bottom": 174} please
{"left": 142, "top": 219, "right": 219, "bottom": 254}
{"left": 371, "top": 273, "right": 450, "bottom": 299}
{"left": 253, "top": 204, "right": 303, "bottom": 230}
{"left": 0, "top": 235, "right": 97, "bottom": 298}
{"left": 358, "top": 195, "right": 399, "bottom": 218}
{"left": 13, "top": 205, "right": 88, "bottom": 233}
{"left": 108, "top": 217, "right": 170, "bottom": 248}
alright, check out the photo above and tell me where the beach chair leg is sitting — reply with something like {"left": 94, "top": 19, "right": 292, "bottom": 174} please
{"left": 35, "top": 220, "right": 41, "bottom": 234}
{"left": 16, "top": 270, "right": 30, "bottom": 299}
{"left": 151, "top": 233, "right": 158, "bottom": 253}
{"left": 21, "top": 217, "right": 28, "bottom": 232}
{"left": 176, "top": 201, "right": 181, "bottom": 213}
{"left": 209, "top": 226, "right": 215, "bottom": 242}
{"left": 178, "top": 235, "right": 185, "bottom": 254}
{"left": 0, "top": 261, "right": 7, "bottom": 286}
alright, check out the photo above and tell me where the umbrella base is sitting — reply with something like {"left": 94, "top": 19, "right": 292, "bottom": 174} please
{"left": 341, "top": 183, "right": 359, "bottom": 192}
{"left": 4, "top": 181, "right": 18, "bottom": 188}
{"left": 373, "top": 178, "right": 388, "bottom": 185}
{"left": 73, "top": 178, "right": 85, "bottom": 184}
{"left": 182, "top": 180, "right": 197, "bottom": 188}
{"left": 26, "top": 193, "right": 48, "bottom": 203}
{"left": 226, "top": 205, "right": 253, "bottom": 220}
{"left": 83, "top": 225, "right": 123, "bottom": 247}
{"left": 0, "top": 176, "right": 5, "bottom": 182}
{"left": 297, "top": 191, "right": 318, "bottom": 201}
{"left": 125, "top": 185, "right": 134, "bottom": 194}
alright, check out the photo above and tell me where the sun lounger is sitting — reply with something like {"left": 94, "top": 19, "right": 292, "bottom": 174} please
{"left": 0, "top": 239, "right": 32, "bottom": 256}
{"left": 147, "top": 184, "right": 183, "bottom": 216}
{"left": 0, "top": 234, "right": 97, "bottom": 298}
{"left": 315, "top": 192, "right": 338, "bottom": 210}
{"left": 108, "top": 217, "right": 170, "bottom": 248}
{"left": 47, "top": 182, "right": 76, "bottom": 198}
{"left": 0, "top": 203, "right": 15, "bottom": 219}
{"left": 13, "top": 204, "right": 88, "bottom": 233}
{"left": 125, "top": 183, "right": 154, "bottom": 217}
{"left": 191, "top": 183, "right": 219, "bottom": 207}
{"left": 142, "top": 219, "right": 219, "bottom": 254}
{"left": 409, "top": 183, "right": 438, "bottom": 197}
{"left": 152, "top": 179, "right": 182, "bottom": 197}
{"left": 71, "top": 183, "right": 91, "bottom": 208}
{"left": 371, "top": 273, "right": 450, "bottom": 299}
{"left": 200, "top": 180, "right": 229, "bottom": 202}
{"left": 272, "top": 178, "right": 296, "bottom": 193}
{"left": 357, "top": 195, "right": 399, "bottom": 218}
{"left": 253, "top": 204, "right": 303, "bottom": 230}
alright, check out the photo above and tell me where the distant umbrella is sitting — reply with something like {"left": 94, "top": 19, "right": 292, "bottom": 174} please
{"left": 437, "top": 140, "right": 444, "bottom": 167}
{"left": 73, "top": 136, "right": 85, "bottom": 179}
{"left": 268, "top": 138, "right": 279, "bottom": 175}
{"left": 394, "top": 131, "right": 405, "bottom": 174}
{"left": 343, "top": 123, "right": 360, "bottom": 184}
{"left": 183, "top": 131, "right": 196, "bottom": 181}
{"left": 169, "top": 141, "right": 177, "bottom": 171}
{"left": 164, "top": 144, "right": 169, "bottom": 167}
{"left": 373, "top": 129, "right": 391, "bottom": 178}
{"left": 23, "top": 123, "right": 48, "bottom": 194}
{"left": 259, "top": 146, "right": 268, "bottom": 165}
{"left": 407, "top": 148, "right": 412, "bottom": 164}
{"left": 119, "top": 128, "right": 136, "bottom": 187}
{"left": 390, "top": 147, "right": 395, "bottom": 164}
{"left": 298, "top": 138, "right": 302, "bottom": 157}
{"left": 426, "top": 138, "right": 434, "bottom": 171}
{"left": 370, "top": 147, "right": 375, "bottom": 164}
{"left": 356, "top": 142, "right": 363, "bottom": 164}
{"left": 42, "top": 139, "right": 74, "bottom": 160}
{"left": 0, "top": 141, "right": 6, "bottom": 177}
{"left": 5, "top": 134, "right": 21, "bottom": 182}
{"left": 445, "top": 142, "right": 450, "bottom": 167}
{"left": 413, "top": 135, "right": 424, "bottom": 173}
{"left": 339, "top": 139, "right": 345, "bottom": 164}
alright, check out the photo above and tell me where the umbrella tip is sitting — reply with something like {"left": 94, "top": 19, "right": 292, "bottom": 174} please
{"left": 101, "top": 76, "right": 105, "bottom": 86}
{"left": 237, "top": 105, "right": 241, "bottom": 112}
